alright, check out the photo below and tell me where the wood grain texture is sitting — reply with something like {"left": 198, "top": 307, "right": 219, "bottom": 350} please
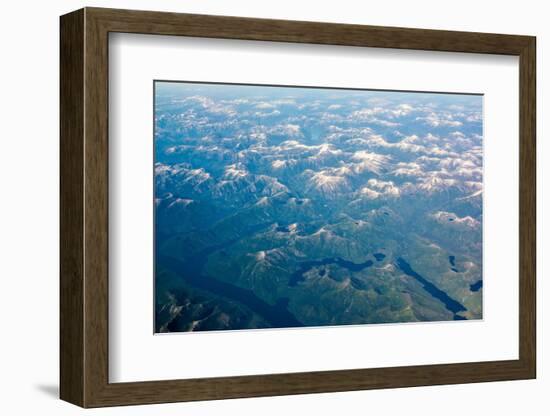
{"left": 88, "top": 7, "right": 532, "bottom": 54}
{"left": 83, "top": 10, "right": 110, "bottom": 406}
{"left": 59, "top": 7, "right": 537, "bottom": 408}
{"left": 59, "top": 8, "right": 84, "bottom": 407}
{"left": 518, "top": 38, "right": 537, "bottom": 375}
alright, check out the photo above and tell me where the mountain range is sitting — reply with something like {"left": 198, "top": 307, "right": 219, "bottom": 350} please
{"left": 154, "top": 82, "right": 483, "bottom": 332}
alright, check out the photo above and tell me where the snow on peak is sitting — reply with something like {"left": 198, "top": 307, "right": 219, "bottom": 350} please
{"left": 184, "top": 168, "right": 211, "bottom": 185}
{"left": 167, "top": 198, "right": 194, "bottom": 208}
{"left": 431, "top": 211, "right": 480, "bottom": 228}
{"left": 351, "top": 151, "right": 390, "bottom": 174}
{"left": 224, "top": 163, "right": 248, "bottom": 179}
{"left": 315, "top": 143, "right": 342, "bottom": 156}
{"left": 309, "top": 171, "right": 349, "bottom": 192}
{"left": 360, "top": 179, "right": 400, "bottom": 199}
{"left": 392, "top": 162, "right": 423, "bottom": 178}
{"left": 272, "top": 160, "right": 287, "bottom": 169}
{"left": 417, "top": 174, "right": 458, "bottom": 193}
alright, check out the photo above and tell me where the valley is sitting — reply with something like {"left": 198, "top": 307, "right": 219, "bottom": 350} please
{"left": 154, "top": 82, "right": 483, "bottom": 332}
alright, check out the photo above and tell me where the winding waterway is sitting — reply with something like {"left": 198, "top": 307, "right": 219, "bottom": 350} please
{"left": 159, "top": 228, "right": 470, "bottom": 327}
{"left": 157, "top": 224, "right": 304, "bottom": 329}
{"left": 396, "top": 257, "right": 467, "bottom": 319}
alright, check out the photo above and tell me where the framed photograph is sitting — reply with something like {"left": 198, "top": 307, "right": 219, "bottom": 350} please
{"left": 60, "top": 7, "right": 536, "bottom": 408}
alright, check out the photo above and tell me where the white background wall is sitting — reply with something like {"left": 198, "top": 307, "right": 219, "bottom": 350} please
{"left": 0, "top": 0, "right": 545, "bottom": 414}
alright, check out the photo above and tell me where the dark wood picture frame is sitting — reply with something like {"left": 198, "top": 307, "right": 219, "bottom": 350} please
{"left": 60, "top": 7, "right": 536, "bottom": 408}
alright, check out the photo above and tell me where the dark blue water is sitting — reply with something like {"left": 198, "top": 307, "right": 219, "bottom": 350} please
{"left": 396, "top": 257, "right": 467, "bottom": 318}
{"left": 289, "top": 257, "right": 373, "bottom": 286}
{"left": 374, "top": 253, "right": 386, "bottom": 261}
{"left": 449, "top": 256, "right": 459, "bottom": 272}
{"left": 158, "top": 253, "right": 303, "bottom": 328}
{"left": 157, "top": 223, "right": 303, "bottom": 329}
{"left": 470, "top": 280, "right": 482, "bottom": 292}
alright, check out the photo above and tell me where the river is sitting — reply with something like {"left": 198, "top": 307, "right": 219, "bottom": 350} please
{"left": 396, "top": 257, "right": 467, "bottom": 319}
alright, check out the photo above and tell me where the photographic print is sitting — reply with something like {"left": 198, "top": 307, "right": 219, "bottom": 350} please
{"left": 154, "top": 81, "right": 483, "bottom": 333}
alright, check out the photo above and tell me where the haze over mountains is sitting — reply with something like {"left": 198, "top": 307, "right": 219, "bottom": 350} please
{"left": 154, "top": 82, "right": 483, "bottom": 332}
